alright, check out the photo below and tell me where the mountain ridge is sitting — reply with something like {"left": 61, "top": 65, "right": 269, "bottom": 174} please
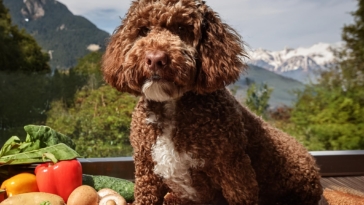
{"left": 247, "top": 42, "right": 341, "bottom": 83}
{"left": 3, "top": 0, "right": 110, "bottom": 70}
{"left": 3, "top": 0, "right": 304, "bottom": 107}
{"left": 231, "top": 65, "right": 305, "bottom": 107}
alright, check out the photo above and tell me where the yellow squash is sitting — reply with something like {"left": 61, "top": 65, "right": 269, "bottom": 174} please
{"left": 0, "top": 173, "right": 39, "bottom": 197}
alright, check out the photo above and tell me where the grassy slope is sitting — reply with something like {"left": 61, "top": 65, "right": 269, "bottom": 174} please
{"left": 231, "top": 64, "right": 305, "bottom": 107}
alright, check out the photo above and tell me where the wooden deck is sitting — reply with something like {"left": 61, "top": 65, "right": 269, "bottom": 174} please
{"left": 78, "top": 151, "right": 364, "bottom": 204}
{"left": 320, "top": 176, "right": 364, "bottom": 204}
{"left": 313, "top": 151, "right": 364, "bottom": 204}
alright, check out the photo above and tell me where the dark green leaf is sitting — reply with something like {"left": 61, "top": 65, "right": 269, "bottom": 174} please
{"left": 24, "top": 125, "right": 76, "bottom": 150}
{"left": 0, "top": 136, "right": 22, "bottom": 157}
{"left": 0, "top": 143, "right": 81, "bottom": 165}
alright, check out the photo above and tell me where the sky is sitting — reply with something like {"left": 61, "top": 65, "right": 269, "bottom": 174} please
{"left": 57, "top": 0, "right": 357, "bottom": 51}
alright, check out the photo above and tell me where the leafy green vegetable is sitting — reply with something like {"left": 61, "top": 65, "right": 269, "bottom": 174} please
{"left": 0, "top": 136, "right": 26, "bottom": 157}
{"left": 0, "top": 125, "right": 76, "bottom": 157}
{"left": 0, "top": 143, "right": 80, "bottom": 165}
{"left": 24, "top": 125, "right": 76, "bottom": 150}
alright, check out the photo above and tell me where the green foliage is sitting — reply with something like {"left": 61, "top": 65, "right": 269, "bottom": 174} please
{"left": 73, "top": 52, "right": 103, "bottom": 76}
{"left": 0, "top": 51, "right": 100, "bottom": 146}
{"left": 0, "top": 0, "right": 49, "bottom": 72}
{"left": 231, "top": 65, "right": 304, "bottom": 107}
{"left": 291, "top": 85, "right": 364, "bottom": 150}
{"left": 289, "top": 0, "right": 364, "bottom": 150}
{"left": 245, "top": 83, "right": 273, "bottom": 119}
{"left": 45, "top": 51, "right": 137, "bottom": 157}
{"left": 46, "top": 85, "right": 137, "bottom": 158}
{"left": 48, "top": 52, "right": 104, "bottom": 107}
{"left": 0, "top": 72, "right": 50, "bottom": 141}
{"left": 229, "top": 85, "right": 240, "bottom": 96}
{"left": 0, "top": 0, "right": 133, "bottom": 158}
{"left": 0, "top": 56, "right": 90, "bottom": 143}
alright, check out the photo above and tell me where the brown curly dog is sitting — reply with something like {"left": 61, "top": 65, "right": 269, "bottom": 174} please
{"left": 102, "top": 0, "right": 323, "bottom": 204}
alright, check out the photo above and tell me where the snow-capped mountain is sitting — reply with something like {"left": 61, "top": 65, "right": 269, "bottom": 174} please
{"left": 247, "top": 42, "right": 342, "bottom": 83}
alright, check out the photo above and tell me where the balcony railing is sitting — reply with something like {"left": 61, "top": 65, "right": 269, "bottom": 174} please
{"left": 311, "top": 150, "right": 364, "bottom": 177}
{"left": 78, "top": 151, "right": 364, "bottom": 204}
{"left": 78, "top": 150, "right": 364, "bottom": 180}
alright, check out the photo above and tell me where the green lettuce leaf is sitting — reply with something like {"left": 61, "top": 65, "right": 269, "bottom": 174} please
{"left": 0, "top": 125, "right": 77, "bottom": 158}
{"left": 0, "top": 143, "right": 81, "bottom": 165}
{"left": 24, "top": 125, "right": 76, "bottom": 150}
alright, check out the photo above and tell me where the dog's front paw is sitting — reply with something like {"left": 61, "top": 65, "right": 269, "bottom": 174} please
{"left": 163, "top": 192, "right": 182, "bottom": 205}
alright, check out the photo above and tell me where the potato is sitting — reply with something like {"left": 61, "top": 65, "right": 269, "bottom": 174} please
{"left": 0, "top": 192, "right": 65, "bottom": 205}
{"left": 67, "top": 185, "right": 99, "bottom": 205}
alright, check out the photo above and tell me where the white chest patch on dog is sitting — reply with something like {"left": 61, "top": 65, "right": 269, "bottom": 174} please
{"left": 150, "top": 101, "right": 203, "bottom": 201}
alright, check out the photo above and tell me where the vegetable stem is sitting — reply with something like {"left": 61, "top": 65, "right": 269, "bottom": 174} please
{"left": 42, "top": 152, "right": 58, "bottom": 164}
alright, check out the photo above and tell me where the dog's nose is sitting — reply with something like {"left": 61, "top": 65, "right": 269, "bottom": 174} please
{"left": 145, "top": 51, "right": 167, "bottom": 71}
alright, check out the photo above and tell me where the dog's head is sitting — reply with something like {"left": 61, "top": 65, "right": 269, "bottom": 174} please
{"left": 102, "top": 0, "right": 247, "bottom": 102}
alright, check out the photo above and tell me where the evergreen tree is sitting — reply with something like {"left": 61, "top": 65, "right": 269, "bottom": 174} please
{"left": 245, "top": 83, "right": 273, "bottom": 119}
{"left": 290, "top": 0, "right": 364, "bottom": 150}
{"left": 0, "top": 0, "right": 49, "bottom": 72}
{"left": 46, "top": 52, "right": 137, "bottom": 157}
{"left": 0, "top": 70, "right": 57, "bottom": 144}
{"left": 46, "top": 86, "right": 136, "bottom": 157}
{"left": 0, "top": 0, "right": 51, "bottom": 141}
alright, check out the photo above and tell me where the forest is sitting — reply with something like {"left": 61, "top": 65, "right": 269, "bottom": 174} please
{"left": 1, "top": 0, "right": 363, "bottom": 157}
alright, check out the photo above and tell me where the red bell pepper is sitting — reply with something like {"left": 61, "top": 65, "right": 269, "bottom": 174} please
{"left": 34, "top": 153, "right": 82, "bottom": 202}
{"left": 0, "top": 190, "right": 5, "bottom": 202}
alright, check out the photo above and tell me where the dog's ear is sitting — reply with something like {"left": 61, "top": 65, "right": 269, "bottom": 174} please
{"left": 102, "top": 24, "right": 141, "bottom": 96}
{"left": 195, "top": 4, "right": 248, "bottom": 94}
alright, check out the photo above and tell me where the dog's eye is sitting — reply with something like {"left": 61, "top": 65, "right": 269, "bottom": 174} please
{"left": 138, "top": 27, "right": 150, "bottom": 37}
{"left": 173, "top": 25, "right": 194, "bottom": 44}
{"left": 178, "top": 26, "right": 185, "bottom": 33}
{"left": 175, "top": 25, "right": 194, "bottom": 36}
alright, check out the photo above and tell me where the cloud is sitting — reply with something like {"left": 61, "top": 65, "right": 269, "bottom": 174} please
{"left": 81, "top": 8, "right": 126, "bottom": 33}
{"left": 56, "top": 0, "right": 129, "bottom": 33}
{"left": 57, "top": 0, "right": 130, "bottom": 15}
{"left": 56, "top": 0, "right": 356, "bottom": 50}
{"left": 87, "top": 44, "right": 101, "bottom": 52}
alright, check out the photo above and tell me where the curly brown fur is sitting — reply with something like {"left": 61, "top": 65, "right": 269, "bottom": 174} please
{"left": 102, "top": 0, "right": 323, "bottom": 204}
